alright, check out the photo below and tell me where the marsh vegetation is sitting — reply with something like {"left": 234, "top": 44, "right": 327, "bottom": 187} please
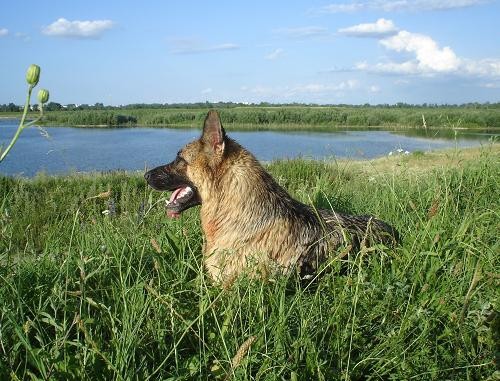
{"left": 1, "top": 146, "right": 498, "bottom": 379}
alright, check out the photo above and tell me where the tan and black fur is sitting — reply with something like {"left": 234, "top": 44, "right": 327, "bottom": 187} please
{"left": 144, "top": 110, "right": 398, "bottom": 284}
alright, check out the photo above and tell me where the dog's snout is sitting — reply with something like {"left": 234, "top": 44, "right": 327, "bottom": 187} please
{"left": 144, "top": 171, "right": 151, "bottom": 182}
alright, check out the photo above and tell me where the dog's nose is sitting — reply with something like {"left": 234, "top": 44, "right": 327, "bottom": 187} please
{"left": 144, "top": 171, "right": 151, "bottom": 181}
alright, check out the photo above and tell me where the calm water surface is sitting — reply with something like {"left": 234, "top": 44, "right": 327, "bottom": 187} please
{"left": 0, "top": 119, "right": 496, "bottom": 177}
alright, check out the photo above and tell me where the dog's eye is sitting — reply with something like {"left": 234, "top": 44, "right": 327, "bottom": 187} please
{"left": 176, "top": 153, "right": 187, "bottom": 164}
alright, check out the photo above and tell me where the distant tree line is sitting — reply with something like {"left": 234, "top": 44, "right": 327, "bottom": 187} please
{"left": 0, "top": 103, "right": 22, "bottom": 112}
{"left": 1, "top": 102, "right": 499, "bottom": 128}
{"left": 2, "top": 101, "right": 500, "bottom": 113}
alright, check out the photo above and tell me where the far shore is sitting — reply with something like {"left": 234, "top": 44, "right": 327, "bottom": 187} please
{"left": 1, "top": 118, "right": 499, "bottom": 132}
{"left": 1, "top": 104, "right": 499, "bottom": 130}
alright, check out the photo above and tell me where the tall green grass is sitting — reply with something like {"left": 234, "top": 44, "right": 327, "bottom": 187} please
{"left": 35, "top": 105, "right": 500, "bottom": 129}
{"left": 0, "top": 148, "right": 499, "bottom": 380}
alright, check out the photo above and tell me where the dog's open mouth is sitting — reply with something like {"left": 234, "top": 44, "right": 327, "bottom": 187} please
{"left": 165, "top": 186, "right": 200, "bottom": 218}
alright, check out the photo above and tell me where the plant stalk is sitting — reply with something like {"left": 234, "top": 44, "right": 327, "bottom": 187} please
{"left": 0, "top": 85, "right": 42, "bottom": 162}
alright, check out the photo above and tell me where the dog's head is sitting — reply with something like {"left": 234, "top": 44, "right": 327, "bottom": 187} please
{"left": 144, "top": 110, "right": 227, "bottom": 218}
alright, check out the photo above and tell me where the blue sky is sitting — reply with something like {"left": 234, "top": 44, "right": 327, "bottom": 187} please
{"left": 1, "top": 0, "right": 499, "bottom": 105}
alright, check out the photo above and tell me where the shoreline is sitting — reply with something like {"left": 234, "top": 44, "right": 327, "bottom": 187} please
{"left": 1, "top": 119, "right": 499, "bottom": 132}
{"left": 2, "top": 144, "right": 497, "bottom": 180}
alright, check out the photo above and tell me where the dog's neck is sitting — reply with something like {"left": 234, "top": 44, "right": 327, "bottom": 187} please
{"left": 199, "top": 145, "right": 315, "bottom": 244}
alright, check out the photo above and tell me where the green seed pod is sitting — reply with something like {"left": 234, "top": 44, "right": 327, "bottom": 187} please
{"left": 26, "top": 64, "right": 41, "bottom": 86}
{"left": 37, "top": 89, "right": 50, "bottom": 104}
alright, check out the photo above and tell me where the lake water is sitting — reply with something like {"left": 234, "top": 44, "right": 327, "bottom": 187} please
{"left": 0, "top": 118, "right": 497, "bottom": 177}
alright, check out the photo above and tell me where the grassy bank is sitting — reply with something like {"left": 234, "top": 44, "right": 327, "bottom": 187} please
{"left": 0, "top": 145, "right": 499, "bottom": 379}
{"left": 3, "top": 105, "right": 500, "bottom": 129}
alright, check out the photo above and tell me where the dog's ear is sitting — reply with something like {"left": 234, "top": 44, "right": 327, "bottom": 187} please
{"left": 202, "top": 110, "right": 225, "bottom": 155}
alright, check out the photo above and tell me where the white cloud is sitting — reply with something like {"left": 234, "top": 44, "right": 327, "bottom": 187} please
{"left": 319, "top": 3, "right": 365, "bottom": 13}
{"left": 265, "top": 48, "right": 284, "bottom": 60}
{"left": 274, "top": 26, "right": 329, "bottom": 39}
{"left": 481, "top": 82, "right": 500, "bottom": 88}
{"left": 42, "top": 18, "right": 114, "bottom": 39}
{"left": 357, "top": 60, "right": 429, "bottom": 75}
{"left": 245, "top": 85, "right": 275, "bottom": 96}
{"left": 242, "top": 80, "right": 359, "bottom": 98}
{"left": 343, "top": 22, "right": 500, "bottom": 79}
{"left": 201, "top": 88, "right": 213, "bottom": 94}
{"left": 461, "top": 58, "right": 500, "bottom": 77}
{"left": 394, "top": 78, "right": 410, "bottom": 85}
{"left": 318, "top": 0, "right": 489, "bottom": 13}
{"left": 170, "top": 38, "right": 239, "bottom": 54}
{"left": 369, "top": 85, "right": 381, "bottom": 93}
{"left": 15, "top": 32, "right": 30, "bottom": 42}
{"left": 290, "top": 80, "right": 358, "bottom": 95}
{"left": 0, "top": 28, "right": 8, "bottom": 37}
{"left": 380, "top": 30, "right": 461, "bottom": 72}
{"left": 338, "top": 18, "right": 398, "bottom": 37}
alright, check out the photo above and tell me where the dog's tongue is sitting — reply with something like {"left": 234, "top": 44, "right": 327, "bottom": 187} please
{"left": 166, "top": 187, "right": 184, "bottom": 218}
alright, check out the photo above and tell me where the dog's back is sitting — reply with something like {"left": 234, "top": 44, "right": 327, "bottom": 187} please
{"left": 199, "top": 135, "right": 398, "bottom": 283}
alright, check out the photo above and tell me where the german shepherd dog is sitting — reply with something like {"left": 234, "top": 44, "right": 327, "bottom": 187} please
{"left": 144, "top": 110, "right": 398, "bottom": 285}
